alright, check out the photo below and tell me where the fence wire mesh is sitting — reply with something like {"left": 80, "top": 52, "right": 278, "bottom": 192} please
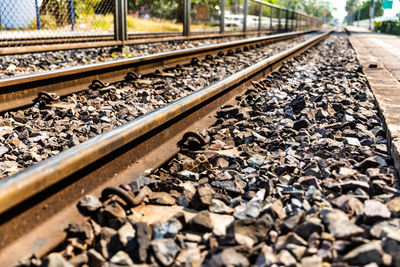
{"left": 246, "top": 1, "right": 260, "bottom": 31}
{"left": 126, "top": 0, "right": 183, "bottom": 38}
{"left": 0, "top": 0, "right": 115, "bottom": 47}
{"left": 191, "top": 1, "right": 220, "bottom": 33}
{"left": 224, "top": 0, "right": 244, "bottom": 32}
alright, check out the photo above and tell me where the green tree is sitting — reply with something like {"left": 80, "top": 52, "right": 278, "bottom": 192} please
{"left": 274, "top": 0, "right": 335, "bottom": 20}
{"left": 345, "top": 0, "right": 357, "bottom": 14}
{"left": 40, "top": 0, "right": 106, "bottom": 25}
{"left": 345, "top": 0, "right": 383, "bottom": 22}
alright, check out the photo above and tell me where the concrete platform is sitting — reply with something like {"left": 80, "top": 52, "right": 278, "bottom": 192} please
{"left": 346, "top": 26, "right": 400, "bottom": 172}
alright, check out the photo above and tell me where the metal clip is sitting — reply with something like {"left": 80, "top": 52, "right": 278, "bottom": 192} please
{"left": 101, "top": 186, "right": 146, "bottom": 208}
{"left": 178, "top": 131, "right": 210, "bottom": 149}
{"left": 33, "top": 91, "right": 60, "bottom": 106}
{"left": 125, "top": 71, "right": 141, "bottom": 81}
{"left": 89, "top": 79, "right": 115, "bottom": 93}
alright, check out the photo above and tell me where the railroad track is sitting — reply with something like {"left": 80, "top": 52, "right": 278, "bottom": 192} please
{"left": 0, "top": 30, "right": 331, "bottom": 266}
{"left": 0, "top": 30, "right": 312, "bottom": 112}
{"left": 0, "top": 30, "right": 276, "bottom": 55}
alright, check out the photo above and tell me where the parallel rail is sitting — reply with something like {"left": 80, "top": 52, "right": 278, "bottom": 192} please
{"left": 0, "top": 30, "right": 276, "bottom": 55}
{"left": 0, "top": 30, "right": 311, "bottom": 113}
{"left": 0, "top": 30, "right": 332, "bottom": 266}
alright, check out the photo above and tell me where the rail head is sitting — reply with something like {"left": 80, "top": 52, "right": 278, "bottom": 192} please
{"left": 0, "top": 30, "right": 333, "bottom": 216}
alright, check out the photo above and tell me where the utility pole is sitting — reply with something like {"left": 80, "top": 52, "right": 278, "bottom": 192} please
{"left": 369, "top": 0, "right": 376, "bottom": 30}
{"left": 357, "top": 0, "right": 361, "bottom": 27}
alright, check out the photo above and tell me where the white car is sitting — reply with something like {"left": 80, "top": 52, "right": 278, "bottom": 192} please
{"left": 225, "top": 14, "right": 244, "bottom": 27}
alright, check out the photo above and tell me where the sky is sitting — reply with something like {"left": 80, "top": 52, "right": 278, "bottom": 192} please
{"left": 329, "top": 0, "right": 348, "bottom": 21}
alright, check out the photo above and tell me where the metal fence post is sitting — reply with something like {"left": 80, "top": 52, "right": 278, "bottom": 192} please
{"left": 114, "top": 0, "right": 127, "bottom": 50}
{"left": 285, "top": 8, "right": 288, "bottom": 32}
{"left": 183, "top": 0, "right": 190, "bottom": 36}
{"left": 278, "top": 8, "right": 281, "bottom": 32}
{"left": 35, "top": 0, "right": 41, "bottom": 30}
{"left": 291, "top": 9, "right": 294, "bottom": 31}
{"left": 270, "top": 6, "right": 273, "bottom": 31}
{"left": 304, "top": 15, "right": 307, "bottom": 30}
{"left": 258, "top": 3, "right": 262, "bottom": 32}
{"left": 300, "top": 14, "right": 302, "bottom": 30}
{"left": 370, "top": 0, "right": 376, "bottom": 30}
{"left": 243, "top": 0, "right": 248, "bottom": 32}
{"left": 69, "top": 0, "right": 75, "bottom": 30}
{"left": 220, "top": 0, "right": 225, "bottom": 33}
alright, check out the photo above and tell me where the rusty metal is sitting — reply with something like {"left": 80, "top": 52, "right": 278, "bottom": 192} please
{"left": 101, "top": 187, "right": 146, "bottom": 207}
{"left": 0, "top": 30, "right": 311, "bottom": 113}
{"left": 178, "top": 131, "right": 210, "bottom": 148}
{"left": 0, "top": 31, "right": 243, "bottom": 47}
{"left": 0, "top": 30, "right": 332, "bottom": 266}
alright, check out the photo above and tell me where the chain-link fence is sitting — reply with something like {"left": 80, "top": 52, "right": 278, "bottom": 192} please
{"left": 224, "top": 0, "right": 245, "bottom": 32}
{"left": 126, "top": 0, "right": 183, "bottom": 37}
{"left": 0, "top": 0, "right": 323, "bottom": 49}
{"left": 191, "top": 1, "right": 220, "bottom": 33}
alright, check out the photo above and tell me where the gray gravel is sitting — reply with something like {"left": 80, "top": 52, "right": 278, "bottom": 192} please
{"left": 0, "top": 34, "right": 312, "bottom": 179}
{"left": 20, "top": 34, "right": 400, "bottom": 267}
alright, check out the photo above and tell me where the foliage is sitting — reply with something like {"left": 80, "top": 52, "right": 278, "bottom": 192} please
{"left": 191, "top": 0, "right": 220, "bottom": 22}
{"left": 127, "top": 16, "right": 181, "bottom": 31}
{"left": 40, "top": 0, "right": 107, "bottom": 25}
{"left": 302, "top": 0, "right": 335, "bottom": 20}
{"left": 90, "top": 14, "right": 113, "bottom": 30}
{"left": 274, "top": 0, "right": 335, "bottom": 21}
{"left": 72, "top": 13, "right": 113, "bottom": 30}
{"left": 345, "top": 0, "right": 357, "bottom": 13}
{"left": 126, "top": 16, "right": 210, "bottom": 32}
{"left": 75, "top": 0, "right": 104, "bottom": 18}
{"left": 374, "top": 18, "right": 400, "bottom": 35}
{"left": 40, "top": 0, "right": 70, "bottom": 25}
{"left": 40, "top": 14, "right": 58, "bottom": 29}
{"left": 345, "top": 0, "right": 383, "bottom": 22}
{"left": 32, "top": 0, "right": 324, "bottom": 31}
{"left": 127, "top": 0, "right": 182, "bottom": 21}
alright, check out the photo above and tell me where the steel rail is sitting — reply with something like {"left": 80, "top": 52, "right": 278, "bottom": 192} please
{"left": 0, "top": 30, "right": 332, "bottom": 266}
{"left": 0, "top": 29, "right": 275, "bottom": 55}
{"left": 0, "top": 30, "right": 221, "bottom": 43}
{"left": 0, "top": 30, "right": 311, "bottom": 113}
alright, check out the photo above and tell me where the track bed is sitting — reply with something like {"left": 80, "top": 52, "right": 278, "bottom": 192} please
{"left": 17, "top": 33, "right": 400, "bottom": 267}
{"left": 0, "top": 34, "right": 313, "bottom": 179}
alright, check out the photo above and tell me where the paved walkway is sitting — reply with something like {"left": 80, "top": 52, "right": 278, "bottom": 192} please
{"left": 346, "top": 26, "right": 400, "bottom": 171}
{"left": 347, "top": 26, "right": 400, "bottom": 81}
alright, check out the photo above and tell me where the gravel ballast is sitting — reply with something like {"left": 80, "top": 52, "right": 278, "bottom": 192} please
{"left": 0, "top": 35, "right": 312, "bottom": 179}
{"left": 20, "top": 34, "right": 400, "bottom": 266}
